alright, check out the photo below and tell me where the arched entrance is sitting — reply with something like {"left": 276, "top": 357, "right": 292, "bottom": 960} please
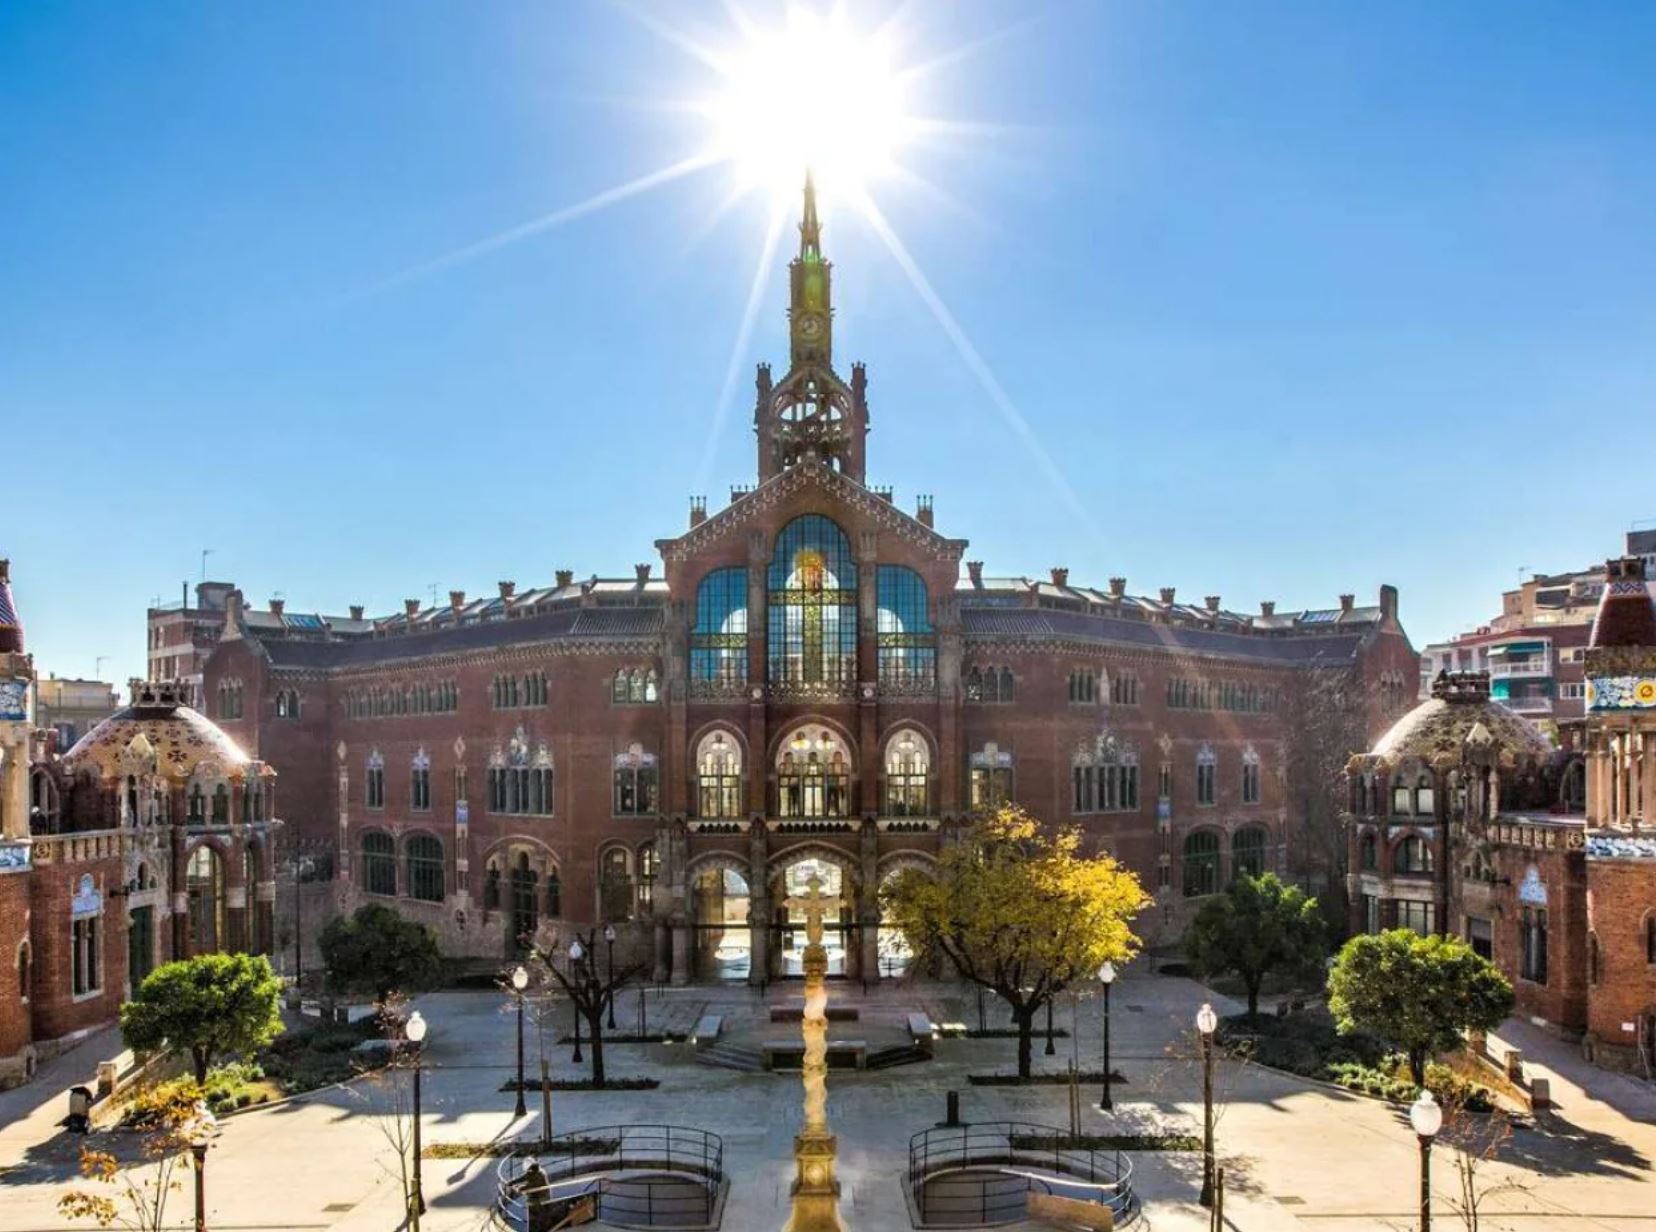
{"left": 688, "top": 858, "right": 751, "bottom": 982}
{"left": 768, "top": 851, "right": 859, "bottom": 979}
{"left": 187, "top": 845, "right": 225, "bottom": 954}
{"left": 875, "top": 856, "right": 933, "bottom": 980}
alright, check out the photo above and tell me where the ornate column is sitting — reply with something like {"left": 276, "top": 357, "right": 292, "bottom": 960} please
{"left": 858, "top": 820, "right": 880, "bottom": 982}
{"left": 783, "top": 874, "right": 845, "bottom": 1232}
{"left": 748, "top": 822, "right": 770, "bottom": 987}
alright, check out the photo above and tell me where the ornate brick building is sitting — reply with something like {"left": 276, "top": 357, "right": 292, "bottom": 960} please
{"left": 203, "top": 182, "right": 1417, "bottom": 986}
{"left": 1348, "top": 555, "right": 1656, "bottom": 1074}
{"left": 1, "top": 561, "right": 277, "bottom": 1088}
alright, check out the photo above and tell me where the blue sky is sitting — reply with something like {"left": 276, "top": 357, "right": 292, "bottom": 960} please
{"left": 4, "top": 1, "right": 1654, "bottom": 686}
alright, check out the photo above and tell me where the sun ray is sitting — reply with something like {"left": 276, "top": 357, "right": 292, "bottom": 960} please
{"left": 694, "top": 198, "right": 790, "bottom": 493}
{"left": 349, "top": 151, "right": 721, "bottom": 299}
{"left": 607, "top": 0, "right": 727, "bottom": 72}
{"left": 894, "top": 16, "right": 1044, "bottom": 87}
{"left": 853, "top": 189, "right": 1102, "bottom": 541}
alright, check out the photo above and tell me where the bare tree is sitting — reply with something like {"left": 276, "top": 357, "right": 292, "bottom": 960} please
{"left": 530, "top": 928, "right": 649, "bottom": 1088}
{"left": 1278, "top": 667, "right": 1368, "bottom": 926}
{"left": 1440, "top": 1099, "right": 1527, "bottom": 1232}
{"left": 58, "top": 1085, "right": 205, "bottom": 1232}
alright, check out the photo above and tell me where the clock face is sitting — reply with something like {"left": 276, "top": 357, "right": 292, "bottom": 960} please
{"left": 798, "top": 313, "right": 824, "bottom": 341}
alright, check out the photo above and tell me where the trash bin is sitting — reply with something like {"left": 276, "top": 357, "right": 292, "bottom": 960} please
{"left": 67, "top": 1085, "right": 93, "bottom": 1134}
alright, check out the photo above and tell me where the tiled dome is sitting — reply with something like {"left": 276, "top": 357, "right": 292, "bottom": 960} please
{"left": 1361, "top": 671, "right": 1553, "bottom": 771}
{"left": 0, "top": 559, "right": 23, "bottom": 655}
{"left": 63, "top": 681, "right": 254, "bottom": 782}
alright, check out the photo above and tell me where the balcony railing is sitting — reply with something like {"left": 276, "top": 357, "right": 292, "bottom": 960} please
{"left": 1490, "top": 660, "right": 1551, "bottom": 679}
{"left": 1502, "top": 695, "right": 1553, "bottom": 715}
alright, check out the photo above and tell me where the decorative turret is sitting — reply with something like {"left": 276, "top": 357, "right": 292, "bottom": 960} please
{"left": 0, "top": 560, "right": 24, "bottom": 655}
{"left": 756, "top": 174, "right": 869, "bottom": 485}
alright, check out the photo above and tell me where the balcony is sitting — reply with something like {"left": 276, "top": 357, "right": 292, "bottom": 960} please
{"left": 1502, "top": 695, "right": 1553, "bottom": 716}
{"left": 1489, "top": 660, "right": 1550, "bottom": 679}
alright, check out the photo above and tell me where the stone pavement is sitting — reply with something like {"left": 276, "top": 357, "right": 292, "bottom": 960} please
{"left": 1, "top": 972, "right": 1651, "bottom": 1231}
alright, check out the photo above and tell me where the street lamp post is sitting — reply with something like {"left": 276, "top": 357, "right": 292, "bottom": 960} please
{"left": 1197, "top": 1002, "right": 1218, "bottom": 1208}
{"left": 604, "top": 924, "right": 617, "bottom": 1030}
{"left": 1410, "top": 1089, "right": 1442, "bottom": 1232}
{"left": 1045, "top": 997, "right": 1056, "bottom": 1055}
{"left": 1098, "top": 961, "right": 1117, "bottom": 1111}
{"left": 569, "top": 939, "right": 586, "bottom": 1065}
{"left": 510, "top": 965, "right": 529, "bottom": 1118}
{"left": 405, "top": 1011, "right": 428, "bottom": 1225}
{"left": 186, "top": 1104, "right": 217, "bottom": 1232}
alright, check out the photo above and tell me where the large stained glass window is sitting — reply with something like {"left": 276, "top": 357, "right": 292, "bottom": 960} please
{"left": 767, "top": 516, "right": 858, "bottom": 692}
{"left": 691, "top": 567, "right": 748, "bottom": 695}
{"left": 876, "top": 565, "right": 936, "bottom": 693}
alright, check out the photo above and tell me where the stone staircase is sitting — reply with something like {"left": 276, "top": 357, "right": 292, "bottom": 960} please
{"left": 694, "top": 1041, "right": 765, "bottom": 1072}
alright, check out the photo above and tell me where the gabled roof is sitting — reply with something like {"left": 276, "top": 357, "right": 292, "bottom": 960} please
{"left": 658, "top": 454, "right": 967, "bottom": 565}
{"left": 960, "top": 607, "right": 1368, "bottom": 664}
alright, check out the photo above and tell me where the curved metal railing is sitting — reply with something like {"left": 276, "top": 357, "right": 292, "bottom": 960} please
{"left": 496, "top": 1124, "right": 723, "bottom": 1230}
{"left": 907, "top": 1121, "right": 1135, "bottom": 1226}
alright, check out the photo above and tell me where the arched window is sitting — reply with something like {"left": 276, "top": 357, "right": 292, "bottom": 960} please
{"left": 695, "top": 731, "right": 743, "bottom": 819}
{"left": 767, "top": 515, "right": 858, "bottom": 691}
{"left": 1196, "top": 745, "right": 1217, "bottom": 807}
{"left": 275, "top": 689, "right": 300, "bottom": 719}
{"left": 187, "top": 846, "right": 226, "bottom": 951}
{"left": 637, "top": 843, "right": 658, "bottom": 911}
{"left": 691, "top": 568, "right": 749, "bottom": 695}
{"left": 777, "top": 727, "right": 852, "bottom": 819}
{"left": 601, "top": 847, "right": 634, "bottom": 922}
{"left": 998, "top": 668, "right": 1015, "bottom": 702}
{"left": 187, "top": 783, "right": 206, "bottom": 824}
{"left": 1073, "top": 736, "right": 1139, "bottom": 814}
{"left": 1395, "top": 835, "right": 1434, "bottom": 874}
{"left": 410, "top": 749, "right": 431, "bottom": 812}
{"left": 211, "top": 783, "right": 230, "bottom": 824}
{"left": 1183, "top": 831, "right": 1221, "bottom": 897}
{"left": 483, "top": 859, "right": 501, "bottom": 911}
{"left": 1241, "top": 748, "right": 1261, "bottom": 805}
{"left": 1068, "top": 669, "right": 1099, "bottom": 704}
{"left": 365, "top": 750, "right": 385, "bottom": 810}
{"left": 1359, "top": 832, "right": 1378, "bottom": 870}
{"left": 509, "top": 853, "right": 538, "bottom": 950}
{"left": 613, "top": 744, "right": 659, "bottom": 817}
{"left": 1232, "top": 826, "right": 1268, "bottom": 881}
{"left": 29, "top": 770, "right": 60, "bottom": 834}
{"left": 969, "top": 744, "right": 1014, "bottom": 811}
{"left": 361, "top": 831, "right": 396, "bottom": 896}
{"left": 545, "top": 865, "right": 562, "bottom": 919}
{"left": 883, "top": 729, "right": 930, "bottom": 817}
{"left": 876, "top": 566, "right": 936, "bottom": 693}
{"left": 406, "top": 834, "right": 444, "bottom": 903}
{"left": 16, "top": 940, "right": 30, "bottom": 1004}
{"left": 488, "top": 740, "right": 553, "bottom": 816}
{"left": 1392, "top": 776, "right": 1413, "bottom": 816}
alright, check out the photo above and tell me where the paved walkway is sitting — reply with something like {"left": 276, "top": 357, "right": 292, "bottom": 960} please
{"left": 1, "top": 974, "right": 1651, "bottom": 1231}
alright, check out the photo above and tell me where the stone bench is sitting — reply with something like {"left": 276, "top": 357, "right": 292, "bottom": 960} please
{"left": 690, "top": 1016, "right": 722, "bottom": 1051}
{"left": 761, "top": 1040, "right": 868, "bottom": 1070}
{"left": 907, "top": 1013, "right": 936, "bottom": 1055}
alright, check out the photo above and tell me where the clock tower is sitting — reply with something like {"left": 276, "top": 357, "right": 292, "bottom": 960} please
{"left": 756, "top": 174, "right": 869, "bottom": 484}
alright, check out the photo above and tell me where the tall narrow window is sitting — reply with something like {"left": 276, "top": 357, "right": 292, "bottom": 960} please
{"left": 876, "top": 566, "right": 936, "bottom": 694}
{"left": 613, "top": 745, "right": 660, "bottom": 817}
{"left": 187, "top": 846, "right": 225, "bottom": 951}
{"left": 1183, "top": 832, "right": 1220, "bottom": 897}
{"left": 1520, "top": 907, "right": 1548, "bottom": 984}
{"left": 1196, "top": 746, "right": 1217, "bottom": 806}
{"left": 406, "top": 834, "right": 444, "bottom": 903}
{"left": 691, "top": 568, "right": 749, "bottom": 696}
{"left": 969, "top": 744, "right": 1014, "bottom": 811}
{"left": 695, "top": 731, "right": 743, "bottom": 819}
{"left": 883, "top": 729, "right": 930, "bottom": 817}
{"left": 767, "top": 515, "right": 858, "bottom": 692}
{"left": 777, "top": 727, "right": 852, "bottom": 819}
{"left": 1241, "top": 748, "right": 1261, "bottom": 805}
{"left": 410, "top": 750, "right": 431, "bottom": 811}
{"left": 365, "top": 751, "right": 385, "bottom": 810}
{"left": 601, "top": 848, "right": 634, "bottom": 922}
{"left": 361, "top": 832, "right": 396, "bottom": 897}
{"left": 1232, "top": 826, "right": 1268, "bottom": 880}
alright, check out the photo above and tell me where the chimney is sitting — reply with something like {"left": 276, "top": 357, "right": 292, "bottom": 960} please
{"left": 1339, "top": 593, "right": 1355, "bottom": 613}
{"left": 635, "top": 563, "right": 652, "bottom": 584}
{"left": 1205, "top": 595, "right": 1221, "bottom": 613}
{"left": 1159, "top": 587, "right": 1176, "bottom": 606}
{"left": 349, "top": 604, "right": 364, "bottom": 622}
{"left": 1379, "top": 584, "right": 1398, "bottom": 622}
{"left": 917, "top": 494, "right": 934, "bottom": 529}
{"left": 268, "top": 598, "right": 285, "bottom": 617}
{"left": 1050, "top": 567, "right": 1069, "bottom": 588}
{"left": 689, "top": 496, "right": 707, "bottom": 528}
{"left": 966, "top": 561, "right": 984, "bottom": 588}
{"left": 1108, "top": 577, "right": 1127, "bottom": 599}
{"left": 404, "top": 598, "right": 420, "bottom": 620}
{"left": 449, "top": 590, "right": 465, "bottom": 618}
{"left": 1260, "top": 600, "right": 1276, "bottom": 618}
{"left": 220, "top": 590, "right": 244, "bottom": 642}
{"left": 555, "top": 569, "right": 574, "bottom": 590}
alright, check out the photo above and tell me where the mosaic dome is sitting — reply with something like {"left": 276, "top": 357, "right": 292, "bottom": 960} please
{"left": 1361, "top": 671, "right": 1553, "bottom": 771}
{"left": 63, "top": 680, "right": 255, "bottom": 782}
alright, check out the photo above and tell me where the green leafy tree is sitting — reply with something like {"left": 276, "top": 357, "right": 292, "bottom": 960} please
{"left": 882, "top": 806, "right": 1149, "bottom": 1078}
{"left": 318, "top": 903, "right": 443, "bottom": 1002}
{"left": 1186, "top": 873, "right": 1327, "bottom": 1020}
{"left": 1328, "top": 929, "right": 1514, "bottom": 1086}
{"left": 120, "top": 954, "right": 283, "bottom": 1084}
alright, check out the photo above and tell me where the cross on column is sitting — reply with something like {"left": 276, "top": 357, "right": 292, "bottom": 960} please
{"left": 783, "top": 872, "right": 843, "bottom": 950}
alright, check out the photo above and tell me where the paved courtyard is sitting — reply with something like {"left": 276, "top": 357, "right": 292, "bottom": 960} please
{"left": 1, "top": 969, "right": 1652, "bottom": 1231}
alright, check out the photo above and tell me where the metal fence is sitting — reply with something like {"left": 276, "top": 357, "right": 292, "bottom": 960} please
{"left": 907, "top": 1120, "right": 1134, "bottom": 1226}
{"left": 496, "top": 1124, "right": 723, "bottom": 1230}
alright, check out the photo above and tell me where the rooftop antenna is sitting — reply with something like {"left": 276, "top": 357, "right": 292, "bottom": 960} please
{"left": 200, "top": 548, "right": 214, "bottom": 585}
{"left": 94, "top": 655, "right": 109, "bottom": 681}
{"left": 428, "top": 582, "right": 439, "bottom": 607}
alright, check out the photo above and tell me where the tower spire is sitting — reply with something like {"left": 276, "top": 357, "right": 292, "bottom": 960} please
{"left": 800, "top": 170, "right": 821, "bottom": 260}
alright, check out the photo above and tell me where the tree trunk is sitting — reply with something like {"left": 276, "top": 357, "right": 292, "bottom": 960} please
{"left": 1408, "top": 1046, "right": 1427, "bottom": 1087}
{"left": 587, "top": 1007, "right": 606, "bottom": 1087}
{"left": 1245, "top": 974, "right": 1261, "bottom": 1021}
{"left": 193, "top": 1049, "right": 209, "bottom": 1085}
{"left": 1014, "top": 1004, "right": 1035, "bottom": 1078}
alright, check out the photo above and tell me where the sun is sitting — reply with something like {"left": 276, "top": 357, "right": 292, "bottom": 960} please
{"left": 700, "top": 4, "right": 916, "bottom": 203}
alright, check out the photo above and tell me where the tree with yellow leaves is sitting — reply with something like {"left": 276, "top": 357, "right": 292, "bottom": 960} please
{"left": 58, "top": 1082, "right": 206, "bottom": 1232}
{"left": 882, "top": 806, "right": 1150, "bottom": 1077}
